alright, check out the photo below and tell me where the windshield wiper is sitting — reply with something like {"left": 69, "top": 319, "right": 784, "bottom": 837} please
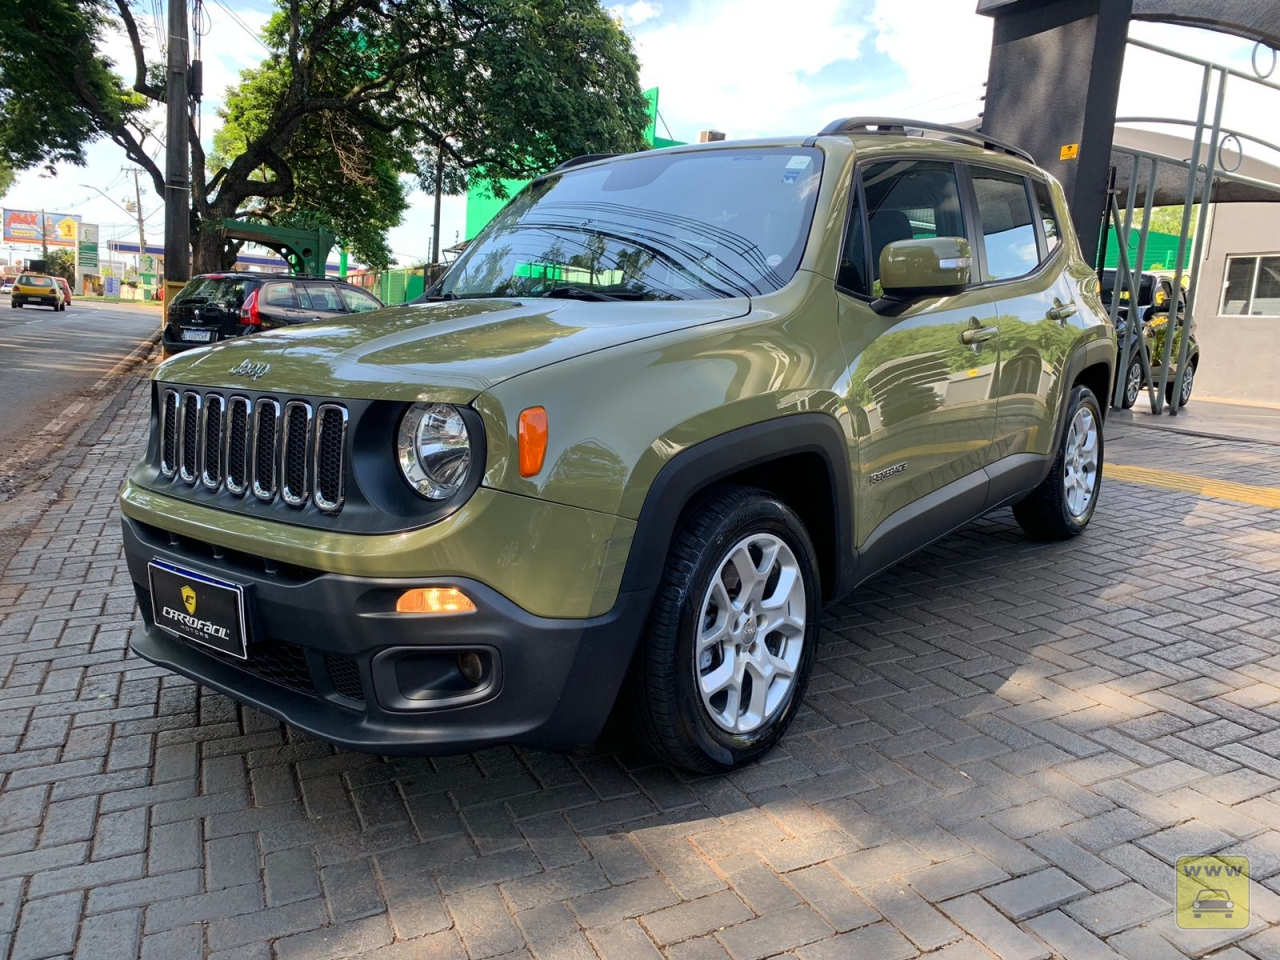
{"left": 541, "top": 285, "right": 623, "bottom": 302}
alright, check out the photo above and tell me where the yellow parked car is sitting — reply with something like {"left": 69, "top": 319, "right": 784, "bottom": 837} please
{"left": 11, "top": 273, "right": 66, "bottom": 310}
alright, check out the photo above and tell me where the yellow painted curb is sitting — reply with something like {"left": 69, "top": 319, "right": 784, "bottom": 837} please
{"left": 1108, "top": 463, "right": 1280, "bottom": 510}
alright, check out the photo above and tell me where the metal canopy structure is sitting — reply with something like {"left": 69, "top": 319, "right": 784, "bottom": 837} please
{"left": 219, "top": 220, "right": 336, "bottom": 277}
{"left": 1103, "top": 37, "right": 1280, "bottom": 417}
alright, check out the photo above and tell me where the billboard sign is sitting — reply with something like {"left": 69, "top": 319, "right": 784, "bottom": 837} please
{"left": 3, "top": 209, "right": 82, "bottom": 247}
{"left": 78, "top": 223, "right": 100, "bottom": 272}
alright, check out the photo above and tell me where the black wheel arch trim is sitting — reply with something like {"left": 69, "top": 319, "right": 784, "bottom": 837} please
{"left": 1042, "top": 338, "right": 1113, "bottom": 488}
{"left": 617, "top": 413, "right": 856, "bottom": 603}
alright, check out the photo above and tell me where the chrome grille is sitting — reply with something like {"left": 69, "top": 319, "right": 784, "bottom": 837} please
{"left": 200, "top": 395, "right": 224, "bottom": 489}
{"left": 178, "top": 392, "right": 201, "bottom": 483}
{"left": 281, "top": 401, "right": 312, "bottom": 507}
{"left": 224, "top": 397, "right": 251, "bottom": 496}
{"left": 252, "top": 399, "right": 280, "bottom": 501}
{"left": 156, "top": 387, "right": 348, "bottom": 515}
{"left": 313, "top": 405, "right": 348, "bottom": 513}
{"left": 160, "top": 390, "right": 179, "bottom": 478}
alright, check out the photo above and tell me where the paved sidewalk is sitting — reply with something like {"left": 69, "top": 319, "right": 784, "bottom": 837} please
{"left": 1, "top": 373, "right": 1279, "bottom": 960}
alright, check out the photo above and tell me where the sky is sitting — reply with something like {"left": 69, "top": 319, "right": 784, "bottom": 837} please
{"left": 5, "top": 0, "right": 1279, "bottom": 271}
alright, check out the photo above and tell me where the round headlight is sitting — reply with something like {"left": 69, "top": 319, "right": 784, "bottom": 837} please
{"left": 397, "top": 402, "right": 472, "bottom": 500}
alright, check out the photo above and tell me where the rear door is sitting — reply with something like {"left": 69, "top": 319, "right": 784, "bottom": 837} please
{"left": 297, "top": 282, "right": 349, "bottom": 322}
{"left": 255, "top": 280, "right": 305, "bottom": 330}
{"left": 971, "top": 167, "right": 1075, "bottom": 466}
{"left": 837, "top": 157, "right": 1001, "bottom": 556}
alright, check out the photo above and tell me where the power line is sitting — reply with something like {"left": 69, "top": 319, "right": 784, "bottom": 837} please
{"left": 206, "top": 0, "right": 272, "bottom": 53}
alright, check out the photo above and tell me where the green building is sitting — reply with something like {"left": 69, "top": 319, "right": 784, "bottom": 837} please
{"left": 463, "top": 87, "right": 686, "bottom": 241}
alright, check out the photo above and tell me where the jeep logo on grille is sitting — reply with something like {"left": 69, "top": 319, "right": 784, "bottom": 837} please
{"left": 229, "top": 360, "right": 271, "bottom": 381}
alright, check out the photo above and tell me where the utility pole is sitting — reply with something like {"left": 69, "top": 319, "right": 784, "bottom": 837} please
{"left": 163, "top": 0, "right": 190, "bottom": 285}
{"left": 431, "top": 147, "right": 444, "bottom": 266}
{"left": 39, "top": 209, "right": 49, "bottom": 260}
{"left": 124, "top": 167, "right": 147, "bottom": 275}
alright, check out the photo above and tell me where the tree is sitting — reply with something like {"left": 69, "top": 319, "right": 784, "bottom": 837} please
{"left": 45, "top": 248, "right": 76, "bottom": 281}
{"left": 0, "top": 162, "right": 13, "bottom": 199}
{"left": 1150, "top": 205, "right": 1198, "bottom": 237}
{"left": 0, "top": 0, "right": 650, "bottom": 273}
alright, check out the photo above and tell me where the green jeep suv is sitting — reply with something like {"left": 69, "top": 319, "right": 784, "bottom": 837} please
{"left": 120, "top": 119, "right": 1115, "bottom": 772}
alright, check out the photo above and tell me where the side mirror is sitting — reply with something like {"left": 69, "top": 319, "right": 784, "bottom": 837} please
{"left": 880, "top": 237, "right": 972, "bottom": 298}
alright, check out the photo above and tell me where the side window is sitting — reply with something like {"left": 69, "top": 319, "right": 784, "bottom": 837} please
{"left": 837, "top": 180, "right": 869, "bottom": 296}
{"left": 341, "top": 286, "right": 382, "bottom": 313}
{"left": 260, "top": 282, "right": 297, "bottom": 308}
{"left": 862, "top": 160, "right": 967, "bottom": 287}
{"left": 299, "top": 283, "right": 347, "bottom": 312}
{"left": 971, "top": 167, "right": 1039, "bottom": 282}
{"left": 1032, "top": 179, "right": 1061, "bottom": 254}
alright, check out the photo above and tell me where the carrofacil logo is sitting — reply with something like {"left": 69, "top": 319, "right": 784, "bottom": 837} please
{"left": 1177, "top": 856, "right": 1249, "bottom": 929}
{"left": 181, "top": 584, "right": 197, "bottom": 615}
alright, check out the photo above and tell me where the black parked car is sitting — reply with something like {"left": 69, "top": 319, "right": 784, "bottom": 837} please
{"left": 1100, "top": 269, "right": 1200, "bottom": 408}
{"left": 163, "top": 272, "right": 385, "bottom": 354}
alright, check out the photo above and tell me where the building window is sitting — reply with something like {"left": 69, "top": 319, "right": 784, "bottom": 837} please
{"left": 1221, "top": 255, "right": 1280, "bottom": 316}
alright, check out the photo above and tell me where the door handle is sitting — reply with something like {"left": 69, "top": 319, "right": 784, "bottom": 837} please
{"left": 1047, "top": 301, "right": 1077, "bottom": 323}
{"left": 960, "top": 321, "right": 998, "bottom": 345}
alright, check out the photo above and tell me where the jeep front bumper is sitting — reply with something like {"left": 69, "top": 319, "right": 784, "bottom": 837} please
{"left": 122, "top": 515, "right": 652, "bottom": 754}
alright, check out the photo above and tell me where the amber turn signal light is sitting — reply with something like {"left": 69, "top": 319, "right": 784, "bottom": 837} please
{"left": 518, "top": 406, "right": 548, "bottom": 477}
{"left": 395, "top": 587, "right": 476, "bottom": 615}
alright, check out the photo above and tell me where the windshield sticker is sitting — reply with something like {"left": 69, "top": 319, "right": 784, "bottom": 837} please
{"left": 782, "top": 156, "right": 811, "bottom": 183}
{"left": 766, "top": 254, "right": 783, "bottom": 267}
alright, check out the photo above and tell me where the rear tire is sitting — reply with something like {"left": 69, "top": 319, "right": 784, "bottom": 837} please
{"left": 1013, "top": 385, "right": 1103, "bottom": 541}
{"left": 1121, "top": 356, "right": 1142, "bottom": 409}
{"left": 1166, "top": 361, "right": 1195, "bottom": 407}
{"left": 629, "top": 485, "right": 820, "bottom": 773}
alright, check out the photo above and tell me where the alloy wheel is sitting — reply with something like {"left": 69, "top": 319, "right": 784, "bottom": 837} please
{"left": 1125, "top": 361, "right": 1141, "bottom": 406}
{"left": 1063, "top": 406, "right": 1099, "bottom": 518}
{"left": 694, "top": 533, "right": 806, "bottom": 734}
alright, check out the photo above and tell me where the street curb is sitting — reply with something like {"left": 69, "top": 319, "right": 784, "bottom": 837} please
{"left": 1115, "top": 416, "right": 1280, "bottom": 449}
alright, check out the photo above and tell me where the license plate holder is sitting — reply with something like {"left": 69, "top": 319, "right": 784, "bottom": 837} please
{"left": 148, "top": 561, "right": 248, "bottom": 659}
{"left": 181, "top": 329, "right": 214, "bottom": 342}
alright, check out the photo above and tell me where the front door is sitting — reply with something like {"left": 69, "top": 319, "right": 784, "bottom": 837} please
{"left": 836, "top": 158, "right": 1000, "bottom": 554}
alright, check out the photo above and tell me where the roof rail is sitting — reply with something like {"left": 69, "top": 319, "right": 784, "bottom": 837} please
{"left": 815, "top": 117, "right": 1036, "bottom": 165}
{"left": 552, "top": 153, "right": 618, "bottom": 172}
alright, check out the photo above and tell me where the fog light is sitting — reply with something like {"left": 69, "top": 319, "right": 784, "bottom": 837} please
{"left": 395, "top": 587, "right": 476, "bottom": 615}
{"left": 457, "top": 651, "right": 484, "bottom": 684}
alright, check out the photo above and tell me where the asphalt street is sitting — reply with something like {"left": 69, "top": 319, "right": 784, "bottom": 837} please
{"left": 0, "top": 298, "right": 160, "bottom": 460}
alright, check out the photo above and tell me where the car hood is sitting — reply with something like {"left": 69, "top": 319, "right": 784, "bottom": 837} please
{"left": 157, "top": 296, "right": 751, "bottom": 402}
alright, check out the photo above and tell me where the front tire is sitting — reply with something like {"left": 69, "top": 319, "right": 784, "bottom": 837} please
{"left": 1013, "top": 385, "right": 1103, "bottom": 541}
{"left": 630, "top": 486, "right": 820, "bottom": 773}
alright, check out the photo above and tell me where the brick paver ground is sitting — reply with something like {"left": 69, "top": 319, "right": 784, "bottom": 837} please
{"left": 1, "top": 370, "right": 1279, "bottom": 960}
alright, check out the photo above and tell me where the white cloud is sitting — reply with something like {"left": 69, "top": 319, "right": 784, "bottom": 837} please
{"left": 610, "top": 0, "right": 662, "bottom": 27}
{"left": 627, "top": 0, "right": 873, "bottom": 140}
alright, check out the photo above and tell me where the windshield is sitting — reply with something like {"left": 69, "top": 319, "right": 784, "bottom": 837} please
{"left": 437, "top": 148, "right": 824, "bottom": 301}
{"left": 176, "top": 276, "right": 250, "bottom": 308}
{"left": 17, "top": 275, "right": 52, "bottom": 287}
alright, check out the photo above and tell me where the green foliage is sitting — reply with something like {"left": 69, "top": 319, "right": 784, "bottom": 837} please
{"left": 1149, "top": 205, "right": 1198, "bottom": 238}
{"left": 0, "top": 0, "right": 649, "bottom": 272}
{"left": 45, "top": 248, "right": 75, "bottom": 281}
{"left": 0, "top": 0, "right": 148, "bottom": 171}
{"left": 212, "top": 64, "right": 410, "bottom": 269}
{"left": 0, "top": 162, "right": 13, "bottom": 198}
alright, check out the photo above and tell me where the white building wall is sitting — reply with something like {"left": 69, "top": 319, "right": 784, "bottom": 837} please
{"left": 1192, "top": 202, "right": 1280, "bottom": 404}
